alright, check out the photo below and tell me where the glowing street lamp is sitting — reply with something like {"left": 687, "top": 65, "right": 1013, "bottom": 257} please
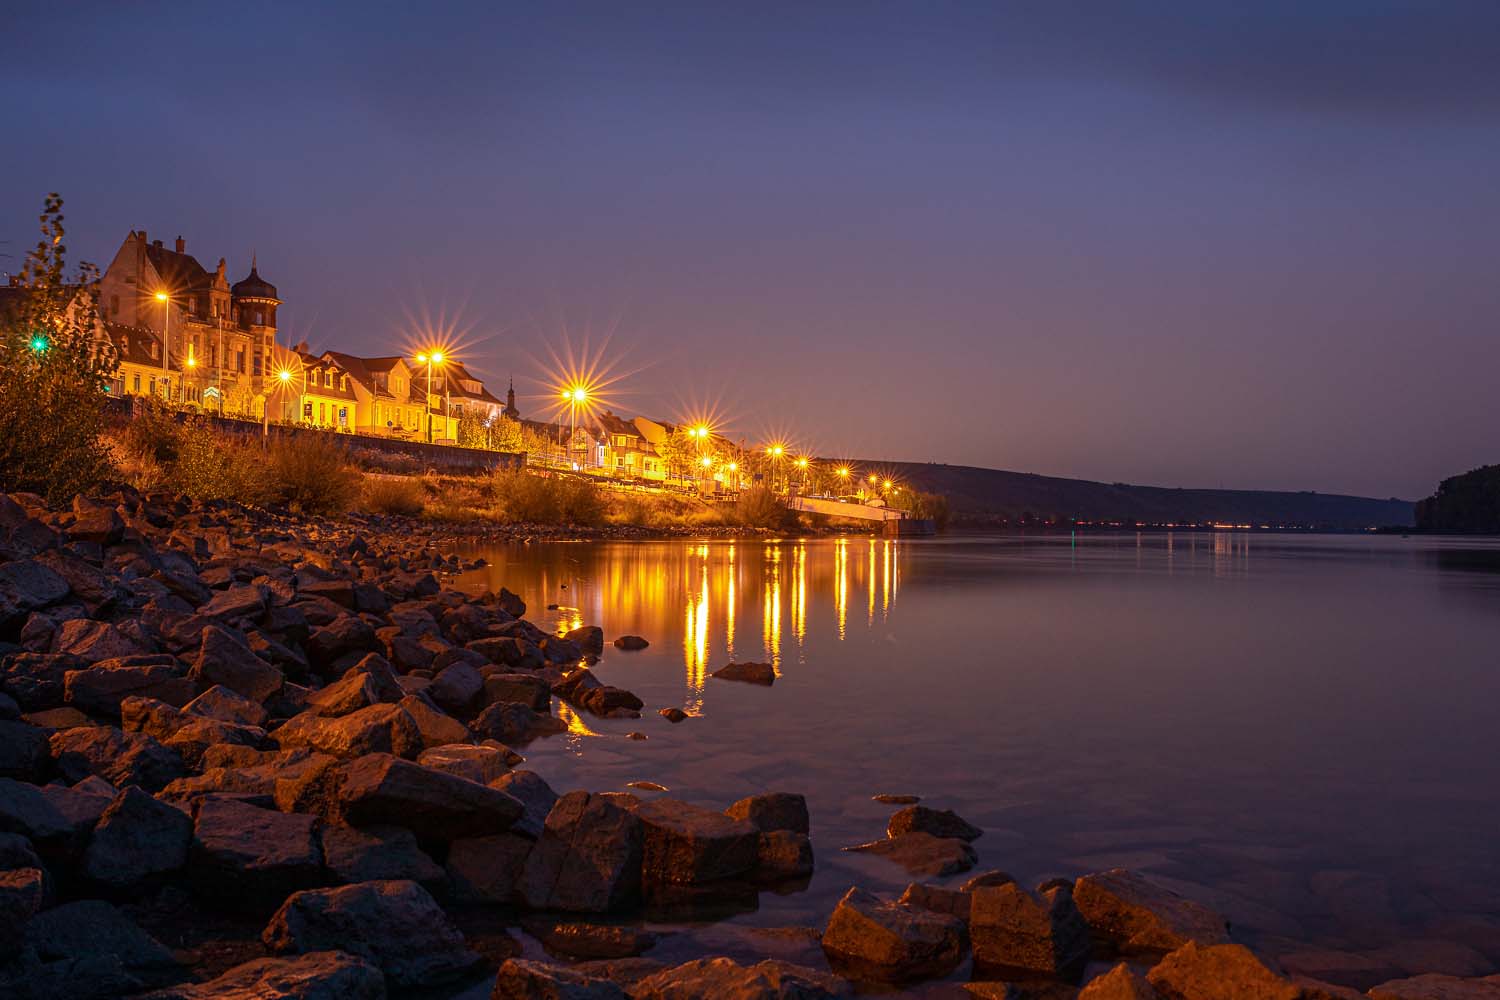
{"left": 414, "top": 351, "right": 448, "bottom": 444}
{"left": 264, "top": 365, "right": 297, "bottom": 436}
{"left": 560, "top": 383, "right": 590, "bottom": 468}
{"left": 154, "top": 290, "right": 174, "bottom": 402}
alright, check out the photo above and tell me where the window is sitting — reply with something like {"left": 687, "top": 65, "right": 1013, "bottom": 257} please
{"left": 324, "top": 371, "right": 332, "bottom": 388}
{"left": 110, "top": 295, "right": 119, "bottom": 317}
{"left": 132, "top": 373, "right": 141, "bottom": 393}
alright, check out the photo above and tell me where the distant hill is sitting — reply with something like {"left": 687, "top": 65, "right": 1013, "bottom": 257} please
{"left": 852, "top": 460, "right": 1414, "bottom": 530}
{"left": 1415, "top": 465, "right": 1500, "bottom": 532}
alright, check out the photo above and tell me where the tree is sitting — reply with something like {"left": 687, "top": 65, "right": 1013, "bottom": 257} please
{"left": 655, "top": 429, "right": 696, "bottom": 480}
{"left": 0, "top": 195, "right": 114, "bottom": 504}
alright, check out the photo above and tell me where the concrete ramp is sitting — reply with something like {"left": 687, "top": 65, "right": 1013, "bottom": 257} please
{"left": 787, "top": 496, "right": 906, "bottom": 522}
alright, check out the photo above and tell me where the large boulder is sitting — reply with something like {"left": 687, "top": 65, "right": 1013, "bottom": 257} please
{"left": 190, "top": 624, "right": 284, "bottom": 703}
{"left": 49, "top": 726, "right": 186, "bottom": 791}
{"left": 756, "top": 830, "right": 814, "bottom": 881}
{"left": 635, "top": 798, "right": 760, "bottom": 884}
{"left": 483, "top": 673, "right": 551, "bottom": 712}
{"left": 969, "top": 881, "right": 1091, "bottom": 980}
{"left": 320, "top": 823, "right": 443, "bottom": 887}
{"left": 1146, "top": 941, "right": 1299, "bottom": 1000}
{"left": 563, "top": 625, "right": 605, "bottom": 656}
{"left": 471, "top": 701, "right": 567, "bottom": 744}
{"left": 0, "top": 720, "right": 48, "bottom": 780}
{"left": 66, "top": 660, "right": 192, "bottom": 717}
{"left": 0, "top": 775, "right": 111, "bottom": 847}
{"left": 726, "top": 792, "right": 809, "bottom": 835}
{"left": 520, "top": 791, "right": 644, "bottom": 912}
{"left": 842, "top": 832, "right": 977, "bottom": 877}
{"left": 199, "top": 584, "right": 269, "bottom": 622}
{"left": 191, "top": 795, "right": 325, "bottom": 908}
{"left": 263, "top": 879, "right": 481, "bottom": 989}
{"left": 1079, "top": 964, "right": 1162, "bottom": 999}
{"left": 82, "top": 786, "right": 192, "bottom": 890}
{"left": 305, "top": 615, "right": 383, "bottom": 667}
{"left": 490, "top": 768, "right": 558, "bottom": 839}
{"left": 51, "top": 618, "right": 150, "bottom": 662}
{"left": 0, "top": 559, "right": 70, "bottom": 628}
{"left": 1368, "top": 975, "right": 1500, "bottom": 1000}
{"left": 335, "top": 752, "right": 524, "bottom": 839}
{"left": 445, "top": 832, "right": 533, "bottom": 904}
{"left": 492, "top": 958, "right": 626, "bottom": 999}
{"left": 398, "top": 694, "right": 470, "bottom": 749}
{"left": 274, "top": 704, "right": 423, "bottom": 760}
{"left": 1073, "top": 869, "right": 1230, "bottom": 954}
{"left": 821, "top": 886, "right": 965, "bottom": 983}
{"left": 633, "top": 957, "right": 851, "bottom": 999}
{"left": 68, "top": 496, "right": 124, "bottom": 545}
{"left": 0, "top": 866, "right": 45, "bottom": 957}
{"left": 136, "top": 950, "right": 386, "bottom": 1000}
{"left": 26, "top": 898, "right": 178, "bottom": 982}
{"left": 710, "top": 661, "right": 775, "bottom": 685}
{"left": 887, "top": 805, "right": 982, "bottom": 842}
{"left": 183, "top": 684, "right": 269, "bottom": 728}
{"left": 418, "top": 743, "right": 514, "bottom": 784}
{"left": 430, "top": 662, "right": 484, "bottom": 714}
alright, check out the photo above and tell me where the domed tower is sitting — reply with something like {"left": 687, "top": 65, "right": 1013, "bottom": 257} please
{"left": 232, "top": 254, "right": 280, "bottom": 379}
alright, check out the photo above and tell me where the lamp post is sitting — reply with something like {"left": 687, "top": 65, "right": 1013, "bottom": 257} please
{"left": 415, "top": 351, "right": 446, "bottom": 444}
{"left": 766, "top": 444, "right": 785, "bottom": 492}
{"left": 264, "top": 367, "right": 294, "bottom": 436}
{"left": 154, "top": 290, "right": 172, "bottom": 403}
{"left": 562, "top": 385, "right": 588, "bottom": 469}
{"left": 795, "top": 456, "right": 810, "bottom": 492}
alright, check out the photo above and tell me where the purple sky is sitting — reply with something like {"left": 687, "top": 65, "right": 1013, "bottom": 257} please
{"left": 4, "top": 2, "right": 1497, "bottom": 499}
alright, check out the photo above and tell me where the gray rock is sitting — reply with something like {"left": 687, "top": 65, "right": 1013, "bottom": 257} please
{"left": 320, "top": 823, "right": 443, "bottom": 888}
{"left": 1072, "top": 868, "right": 1230, "bottom": 954}
{"left": 520, "top": 791, "right": 644, "bottom": 912}
{"left": 0, "top": 866, "right": 45, "bottom": 957}
{"left": 27, "top": 898, "right": 177, "bottom": 977}
{"left": 969, "top": 881, "right": 1091, "bottom": 980}
{"left": 263, "top": 879, "right": 480, "bottom": 989}
{"left": 51, "top": 619, "right": 149, "bottom": 662}
{"left": 821, "top": 886, "right": 965, "bottom": 984}
{"left": 82, "top": 786, "right": 192, "bottom": 890}
{"left": 190, "top": 624, "right": 283, "bottom": 703}
{"left": 489, "top": 768, "right": 557, "bottom": 839}
{"left": 842, "top": 832, "right": 977, "bottom": 877}
{"left": 635, "top": 798, "right": 760, "bottom": 885}
{"left": 483, "top": 672, "right": 552, "bottom": 712}
{"left": 0, "top": 719, "right": 48, "bottom": 780}
{"left": 49, "top": 725, "right": 186, "bottom": 791}
{"left": 471, "top": 701, "right": 567, "bottom": 744}
{"left": 887, "top": 805, "right": 983, "bottom": 842}
{"left": 445, "top": 832, "right": 533, "bottom": 904}
{"left": 0, "top": 776, "right": 111, "bottom": 846}
{"left": 135, "top": 950, "right": 386, "bottom": 1000}
{"left": 430, "top": 662, "right": 484, "bottom": 714}
{"left": 274, "top": 703, "right": 422, "bottom": 760}
{"left": 183, "top": 684, "right": 269, "bottom": 728}
{"left": 335, "top": 752, "right": 524, "bottom": 839}
{"left": 192, "top": 796, "right": 324, "bottom": 908}
{"left": 418, "top": 743, "right": 514, "bottom": 784}
{"left": 398, "top": 694, "right": 469, "bottom": 748}
{"left": 726, "top": 792, "right": 809, "bottom": 835}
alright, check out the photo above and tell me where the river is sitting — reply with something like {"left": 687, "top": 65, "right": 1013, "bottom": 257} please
{"left": 453, "top": 531, "right": 1500, "bottom": 980}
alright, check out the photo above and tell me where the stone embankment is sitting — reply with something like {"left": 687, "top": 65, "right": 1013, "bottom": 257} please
{"left": 0, "top": 490, "right": 1495, "bottom": 999}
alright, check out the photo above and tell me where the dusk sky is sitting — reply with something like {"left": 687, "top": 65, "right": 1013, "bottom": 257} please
{"left": 3, "top": 1, "right": 1497, "bottom": 500}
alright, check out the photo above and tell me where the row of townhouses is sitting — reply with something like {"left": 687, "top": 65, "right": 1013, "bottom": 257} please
{"left": 7, "top": 228, "right": 746, "bottom": 489}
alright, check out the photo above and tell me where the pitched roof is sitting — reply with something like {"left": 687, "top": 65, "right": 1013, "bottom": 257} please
{"left": 142, "top": 242, "right": 214, "bottom": 293}
{"left": 105, "top": 322, "right": 162, "bottom": 368}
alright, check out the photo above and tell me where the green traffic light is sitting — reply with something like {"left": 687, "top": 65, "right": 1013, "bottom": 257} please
{"left": 29, "top": 336, "right": 48, "bottom": 353}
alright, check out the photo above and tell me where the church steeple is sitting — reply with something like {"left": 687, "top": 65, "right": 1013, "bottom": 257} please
{"left": 503, "top": 375, "right": 520, "bottom": 419}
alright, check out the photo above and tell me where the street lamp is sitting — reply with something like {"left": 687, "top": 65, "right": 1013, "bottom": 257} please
{"left": 264, "top": 366, "right": 295, "bottom": 436}
{"left": 154, "top": 290, "right": 173, "bottom": 403}
{"left": 415, "top": 351, "right": 447, "bottom": 444}
{"left": 560, "top": 384, "right": 589, "bottom": 468}
{"left": 795, "top": 456, "right": 810, "bottom": 491}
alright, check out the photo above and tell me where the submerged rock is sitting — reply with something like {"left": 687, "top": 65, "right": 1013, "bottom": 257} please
{"left": 969, "top": 881, "right": 1091, "bottom": 981}
{"left": 726, "top": 792, "right": 810, "bottom": 835}
{"left": 526, "top": 920, "right": 658, "bottom": 960}
{"left": 887, "top": 804, "right": 982, "bottom": 842}
{"left": 633, "top": 957, "right": 851, "bottom": 999}
{"left": 709, "top": 661, "right": 775, "bottom": 686}
{"left": 843, "top": 831, "right": 977, "bottom": 877}
{"left": 137, "top": 950, "right": 386, "bottom": 1000}
{"left": 491, "top": 958, "right": 627, "bottom": 1000}
{"left": 635, "top": 798, "right": 760, "bottom": 885}
{"left": 1146, "top": 941, "right": 1299, "bottom": 1000}
{"left": 1073, "top": 868, "right": 1230, "bottom": 954}
{"left": 520, "top": 791, "right": 644, "bottom": 912}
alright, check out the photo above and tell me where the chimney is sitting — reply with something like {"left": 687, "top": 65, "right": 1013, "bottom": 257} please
{"left": 153, "top": 239, "right": 163, "bottom": 249}
{"left": 138, "top": 230, "right": 146, "bottom": 244}
{"left": 175, "top": 236, "right": 185, "bottom": 254}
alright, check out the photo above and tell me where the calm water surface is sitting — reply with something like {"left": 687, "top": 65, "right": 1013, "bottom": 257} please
{"left": 454, "top": 532, "right": 1500, "bottom": 975}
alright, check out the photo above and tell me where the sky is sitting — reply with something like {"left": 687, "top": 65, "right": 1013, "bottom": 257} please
{"left": 2, "top": 1, "right": 1497, "bottom": 500}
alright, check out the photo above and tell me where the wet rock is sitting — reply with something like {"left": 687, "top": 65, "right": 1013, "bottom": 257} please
{"left": 633, "top": 957, "right": 852, "bottom": 999}
{"left": 1073, "top": 869, "right": 1230, "bottom": 954}
{"left": 484, "top": 672, "right": 552, "bottom": 711}
{"left": 490, "top": 768, "right": 558, "bottom": 839}
{"left": 564, "top": 625, "right": 605, "bottom": 656}
{"left": 710, "top": 661, "right": 775, "bottom": 685}
{"left": 471, "top": 700, "right": 567, "bottom": 744}
{"left": 182, "top": 683, "right": 268, "bottom": 728}
{"left": 757, "top": 830, "right": 814, "bottom": 881}
{"left": 27, "top": 898, "right": 178, "bottom": 980}
{"left": 496, "top": 587, "right": 526, "bottom": 619}
{"left": 68, "top": 497, "right": 124, "bottom": 546}
{"left": 899, "top": 882, "right": 972, "bottom": 921}
{"left": 82, "top": 786, "right": 192, "bottom": 890}
{"left": 0, "top": 719, "right": 48, "bottom": 780}
{"left": 446, "top": 831, "right": 533, "bottom": 903}
{"left": 192, "top": 795, "right": 325, "bottom": 908}
{"left": 335, "top": 752, "right": 524, "bottom": 838}
{"left": 274, "top": 703, "right": 423, "bottom": 759}
{"left": 1367, "top": 975, "right": 1500, "bottom": 999}
{"left": 190, "top": 624, "right": 284, "bottom": 703}
{"left": 0, "top": 559, "right": 70, "bottom": 629}
{"left": 1, "top": 651, "right": 81, "bottom": 710}
{"left": 969, "top": 881, "right": 1091, "bottom": 980}
{"left": 520, "top": 791, "right": 644, "bottom": 912}
{"left": 636, "top": 798, "right": 760, "bottom": 884}
{"left": 491, "top": 958, "right": 627, "bottom": 999}
{"left": 199, "top": 584, "right": 269, "bottom": 621}
{"left": 1146, "top": 941, "right": 1298, "bottom": 1000}
{"left": 320, "top": 823, "right": 443, "bottom": 887}
{"left": 431, "top": 661, "right": 484, "bottom": 714}
{"left": 136, "top": 950, "right": 386, "bottom": 1000}
{"left": 821, "top": 886, "right": 966, "bottom": 983}
{"left": 0, "top": 866, "right": 45, "bottom": 956}
{"left": 306, "top": 672, "right": 385, "bottom": 717}
{"left": 1078, "top": 964, "right": 1162, "bottom": 999}
{"left": 418, "top": 742, "right": 512, "bottom": 784}
{"left": 66, "top": 661, "right": 192, "bottom": 717}
{"left": 527, "top": 921, "right": 658, "bottom": 960}
{"left": 263, "top": 879, "right": 481, "bottom": 989}
{"left": 305, "top": 615, "right": 383, "bottom": 667}
{"left": 613, "top": 635, "right": 649, "bottom": 651}
{"left": 726, "top": 792, "right": 809, "bottom": 834}
{"left": 843, "top": 831, "right": 977, "bottom": 877}
{"left": 963, "top": 870, "right": 1019, "bottom": 892}
{"left": 50, "top": 725, "right": 186, "bottom": 791}
{"left": 887, "top": 805, "right": 983, "bottom": 842}
{"left": 659, "top": 707, "right": 688, "bottom": 723}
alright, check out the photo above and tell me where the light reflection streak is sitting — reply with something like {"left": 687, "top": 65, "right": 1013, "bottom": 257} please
{"left": 793, "top": 542, "right": 807, "bottom": 650}
{"left": 763, "top": 545, "right": 782, "bottom": 668}
{"left": 725, "top": 544, "right": 736, "bottom": 661}
{"left": 834, "top": 538, "right": 848, "bottom": 640}
{"left": 867, "top": 539, "right": 877, "bottom": 626}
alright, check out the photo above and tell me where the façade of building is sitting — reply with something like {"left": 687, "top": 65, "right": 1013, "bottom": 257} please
{"left": 98, "top": 230, "right": 281, "bottom": 416}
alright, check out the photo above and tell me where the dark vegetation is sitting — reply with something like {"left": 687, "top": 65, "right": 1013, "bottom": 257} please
{"left": 1415, "top": 465, "right": 1500, "bottom": 533}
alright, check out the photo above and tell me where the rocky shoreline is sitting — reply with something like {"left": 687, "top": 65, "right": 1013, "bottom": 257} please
{"left": 0, "top": 490, "right": 1495, "bottom": 999}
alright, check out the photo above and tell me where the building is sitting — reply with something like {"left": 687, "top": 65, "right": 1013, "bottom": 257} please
{"left": 97, "top": 231, "right": 280, "bottom": 416}
{"left": 441, "top": 360, "right": 507, "bottom": 423}
{"left": 291, "top": 350, "right": 360, "bottom": 430}
{"left": 321, "top": 351, "right": 455, "bottom": 441}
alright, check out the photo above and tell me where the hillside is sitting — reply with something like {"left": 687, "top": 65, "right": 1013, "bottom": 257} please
{"left": 854, "top": 460, "right": 1414, "bottom": 529}
{"left": 1415, "top": 465, "right": 1500, "bottom": 532}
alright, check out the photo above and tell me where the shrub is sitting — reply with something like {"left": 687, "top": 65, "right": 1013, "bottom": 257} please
{"left": 267, "top": 433, "right": 359, "bottom": 515}
{"left": 121, "top": 396, "right": 183, "bottom": 464}
{"left": 733, "top": 486, "right": 796, "bottom": 530}
{"left": 362, "top": 476, "right": 427, "bottom": 517}
{"left": 557, "top": 476, "right": 606, "bottom": 527}
{"left": 174, "top": 423, "right": 273, "bottom": 505}
{"left": 0, "top": 195, "right": 113, "bottom": 504}
{"left": 489, "top": 468, "right": 561, "bottom": 523}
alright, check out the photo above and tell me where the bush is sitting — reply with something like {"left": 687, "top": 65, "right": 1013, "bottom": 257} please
{"left": 121, "top": 397, "right": 183, "bottom": 464}
{"left": 733, "top": 486, "right": 797, "bottom": 530}
{"left": 174, "top": 423, "right": 272, "bottom": 505}
{"left": 267, "top": 434, "right": 359, "bottom": 515}
{"left": 362, "top": 476, "right": 427, "bottom": 517}
{"left": 489, "top": 468, "right": 607, "bottom": 526}
{"left": 557, "top": 476, "right": 606, "bottom": 527}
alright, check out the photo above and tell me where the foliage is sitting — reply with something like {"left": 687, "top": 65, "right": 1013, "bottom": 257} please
{"left": 733, "top": 486, "right": 797, "bottom": 530}
{"left": 655, "top": 429, "right": 697, "bottom": 480}
{"left": 267, "top": 433, "right": 359, "bottom": 515}
{"left": 906, "top": 490, "right": 950, "bottom": 530}
{"left": 0, "top": 195, "right": 114, "bottom": 504}
{"left": 1415, "top": 465, "right": 1500, "bottom": 532}
{"left": 489, "top": 468, "right": 607, "bottom": 526}
{"left": 174, "top": 421, "right": 272, "bottom": 505}
{"left": 362, "top": 475, "right": 427, "bottom": 517}
{"left": 346, "top": 445, "right": 424, "bottom": 476}
{"left": 456, "top": 410, "right": 526, "bottom": 453}
{"left": 122, "top": 396, "right": 183, "bottom": 465}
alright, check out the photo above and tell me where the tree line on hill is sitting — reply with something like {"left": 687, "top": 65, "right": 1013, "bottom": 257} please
{"left": 1415, "top": 465, "right": 1500, "bottom": 533}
